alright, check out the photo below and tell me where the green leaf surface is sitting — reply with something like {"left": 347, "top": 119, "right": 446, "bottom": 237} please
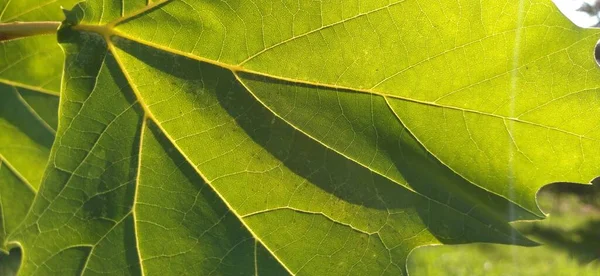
{"left": 9, "top": 0, "right": 600, "bottom": 275}
{"left": 0, "top": 0, "right": 77, "bottom": 250}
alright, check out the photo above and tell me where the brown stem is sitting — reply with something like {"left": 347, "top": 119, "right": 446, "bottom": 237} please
{"left": 0, "top": 21, "right": 61, "bottom": 41}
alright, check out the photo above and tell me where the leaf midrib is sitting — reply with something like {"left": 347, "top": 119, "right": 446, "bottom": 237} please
{"left": 71, "top": 18, "right": 591, "bottom": 223}
{"left": 0, "top": 79, "right": 58, "bottom": 96}
{"left": 21, "top": 2, "right": 543, "bottom": 272}
{"left": 102, "top": 25, "right": 531, "bottom": 276}
{"left": 105, "top": 16, "right": 538, "bottom": 240}
{"left": 71, "top": 22, "right": 597, "bottom": 145}
{"left": 68, "top": 0, "right": 551, "bottom": 227}
{"left": 104, "top": 40, "right": 297, "bottom": 276}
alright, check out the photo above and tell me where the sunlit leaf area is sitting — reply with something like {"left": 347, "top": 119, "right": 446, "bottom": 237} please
{"left": 1, "top": 0, "right": 599, "bottom": 275}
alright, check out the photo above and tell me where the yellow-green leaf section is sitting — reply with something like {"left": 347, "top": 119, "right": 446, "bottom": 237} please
{"left": 0, "top": 0, "right": 77, "bottom": 251}
{"left": 11, "top": 0, "right": 600, "bottom": 275}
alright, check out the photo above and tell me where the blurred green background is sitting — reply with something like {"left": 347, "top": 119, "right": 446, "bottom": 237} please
{"left": 409, "top": 181, "right": 600, "bottom": 275}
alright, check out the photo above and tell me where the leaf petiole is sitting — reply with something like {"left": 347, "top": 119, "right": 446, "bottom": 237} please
{"left": 0, "top": 21, "right": 61, "bottom": 41}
